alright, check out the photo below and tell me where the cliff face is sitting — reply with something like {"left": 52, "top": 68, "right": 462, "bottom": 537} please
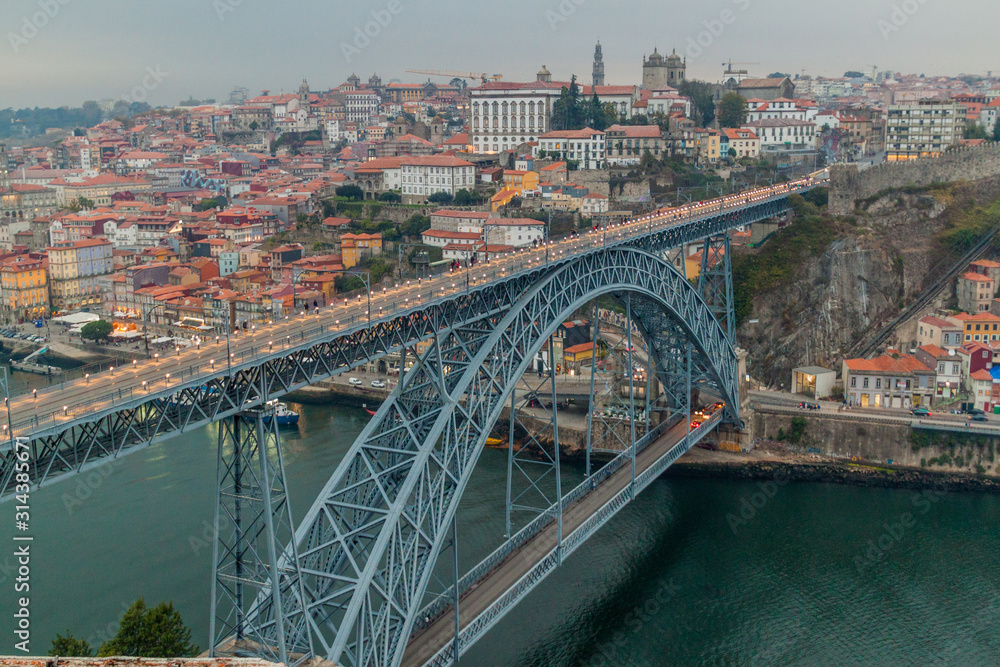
{"left": 739, "top": 179, "right": 1000, "bottom": 387}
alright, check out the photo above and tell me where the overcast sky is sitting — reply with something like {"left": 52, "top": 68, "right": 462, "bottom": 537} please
{"left": 1, "top": 0, "right": 993, "bottom": 108}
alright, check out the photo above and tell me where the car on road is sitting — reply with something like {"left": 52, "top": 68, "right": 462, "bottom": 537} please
{"left": 348, "top": 377, "right": 363, "bottom": 386}
{"left": 910, "top": 407, "right": 932, "bottom": 417}
{"left": 370, "top": 380, "right": 386, "bottom": 388}
{"left": 967, "top": 408, "right": 985, "bottom": 416}
{"left": 972, "top": 413, "right": 990, "bottom": 422}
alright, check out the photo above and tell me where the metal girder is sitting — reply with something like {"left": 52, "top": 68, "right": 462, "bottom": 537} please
{"left": 1, "top": 192, "right": 791, "bottom": 501}
{"left": 698, "top": 234, "right": 735, "bottom": 343}
{"left": 253, "top": 247, "right": 738, "bottom": 667}
{"left": 209, "top": 408, "right": 312, "bottom": 665}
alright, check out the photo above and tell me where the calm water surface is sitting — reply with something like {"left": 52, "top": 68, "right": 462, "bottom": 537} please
{"left": 2, "top": 403, "right": 998, "bottom": 666}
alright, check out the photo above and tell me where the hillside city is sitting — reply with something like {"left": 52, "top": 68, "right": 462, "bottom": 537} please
{"left": 2, "top": 49, "right": 1000, "bottom": 412}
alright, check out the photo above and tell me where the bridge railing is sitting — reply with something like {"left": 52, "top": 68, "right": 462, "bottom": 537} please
{"left": 411, "top": 412, "right": 686, "bottom": 633}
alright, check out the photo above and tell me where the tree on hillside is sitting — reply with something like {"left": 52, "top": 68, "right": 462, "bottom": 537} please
{"left": 965, "top": 124, "right": 990, "bottom": 140}
{"left": 428, "top": 191, "right": 453, "bottom": 204}
{"left": 454, "top": 189, "right": 477, "bottom": 206}
{"left": 49, "top": 632, "right": 94, "bottom": 657}
{"left": 844, "top": 71, "right": 864, "bottom": 79}
{"left": 768, "top": 72, "right": 791, "bottom": 79}
{"left": 336, "top": 184, "right": 364, "bottom": 201}
{"left": 551, "top": 75, "right": 585, "bottom": 131}
{"left": 80, "top": 320, "right": 113, "bottom": 342}
{"left": 378, "top": 191, "right": 401, "bottom": 202}
{"left": 993, "top": 122, "right": 1000, "bottom": 143}
{"left": 718, "top": 93, "right": 748, "bottom": 128}
{"left": 677, "top": 80, "right": 716, "bottom": 127}
{"left": 98, "top": 598, "right": 198, "bottom": 658}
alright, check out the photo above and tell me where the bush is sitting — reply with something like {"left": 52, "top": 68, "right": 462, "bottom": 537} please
{"left": 787, "top": 416, "right": 807, "bottom": 444}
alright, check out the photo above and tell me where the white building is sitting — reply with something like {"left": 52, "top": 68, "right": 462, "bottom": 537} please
{"left": 400, "top": 156, "right": 476, "bottom": 205}
{"left": 885, "top": 99, "right": 966, "bottom": 161}
{"left": 581, "top": 192, "right": 609, "bottom": 216}
{"left": 741, "top": 119, "right": 817, "bottom": 151}
{"left": 469, "top": 78, "right": 563, "bottom": 154}
{"left": 483, "top": 218, "right": 546, "bottom": 247}
{"left": 745, "top": 98, "right": 816, "bottom": 123}
{"left": 537, "top": 128, "right": 606, "bottom": 169}
{"left": 344, "top": 89, "right": 381, "bottom": 125}
{"left": 647, "top": 93, "right": 692, "bottom": 117}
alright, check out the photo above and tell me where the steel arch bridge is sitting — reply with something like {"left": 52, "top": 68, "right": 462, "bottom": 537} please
{"left": 255, "top": 247, "right": 736, "bottom": 667}
{"left": 0, "top": 175, "right": 826, "bottom": 667}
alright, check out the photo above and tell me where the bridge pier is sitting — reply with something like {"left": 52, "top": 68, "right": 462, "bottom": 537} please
{"left": 209, "top": 408, "right": 312, "bottom": 666}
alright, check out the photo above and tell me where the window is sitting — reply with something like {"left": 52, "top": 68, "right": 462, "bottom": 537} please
{"left": 863, "top": 378, "right": 869, "bottom": 389}
{"left": 875, "top": 378, "right": 882, "bottom": 389}
{"left": 850, "top": 377, "right": 856, "bottom": 387}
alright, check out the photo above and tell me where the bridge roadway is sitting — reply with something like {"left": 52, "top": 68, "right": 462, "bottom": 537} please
{"left": 6, "top": 177, "right": 817, "bottom": 443}
{"left": 402, "top": 415, "right": 706, "bottom": 666}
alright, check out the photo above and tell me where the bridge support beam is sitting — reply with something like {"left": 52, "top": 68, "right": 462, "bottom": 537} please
{"left": 209, "top": 409, "right": 312, "bottom": 666}
{"left": 505, "top": 336, "right": 563, "bottom": 540}
{"left": 698, "top": 234, "right": 734, "bottom": 343}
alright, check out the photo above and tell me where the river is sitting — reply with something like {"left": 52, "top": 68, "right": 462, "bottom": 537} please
{"left": 2, "top": 402, "right": 999, "bottom": 665}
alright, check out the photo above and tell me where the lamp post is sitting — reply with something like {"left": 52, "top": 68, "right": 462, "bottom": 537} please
{"left": 341, "top": 270, "right": 372, "bottom": 326}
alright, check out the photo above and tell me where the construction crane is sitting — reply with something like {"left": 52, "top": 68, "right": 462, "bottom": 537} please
{"left": 721, "top": 60, "right": 760, "bottom": 82}
{"left": 406, "top": 69, "right": 503, "bottom": 84}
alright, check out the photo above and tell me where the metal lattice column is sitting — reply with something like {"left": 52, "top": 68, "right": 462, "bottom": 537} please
{"left": 209, "top": 409, "right": 312, "bottom": 665}
{"left": 505, "top": 336, "right": 563, "bottom": 540}
{"left": 697, "top": 234, "right": 734, "bottom": 342}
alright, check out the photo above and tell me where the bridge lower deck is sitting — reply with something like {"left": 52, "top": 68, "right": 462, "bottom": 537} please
{"left": 402, "top": 419, "right": 689, "bottom": 666}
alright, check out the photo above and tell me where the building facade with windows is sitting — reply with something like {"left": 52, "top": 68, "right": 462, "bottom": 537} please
{"left": 0, "top": 255, "right": 48, "bottom": 321}
{"left": 537, "top": 128, "right": 606, "bottom": 169}
{"left": 885, "top": 99, "right": 965, "bottom": 161}
{"left": 469, "top": 80, "right": 562, "bottom": 154}
{"left": 400, "top": 156, "right": 475, "bottom": 205}
{"left": 46, "top": 238, "right": 114, "bottom": 312}
{"left": 842, "top": 354, "right": 935, "bottom": 409}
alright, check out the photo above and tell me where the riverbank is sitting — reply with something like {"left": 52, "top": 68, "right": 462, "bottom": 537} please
{"left": 669, "top": 445, "right": 1000, "bottom": 494}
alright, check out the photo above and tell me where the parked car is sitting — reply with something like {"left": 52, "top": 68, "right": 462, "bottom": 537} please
{"left": 972, "top": 413, "right": 990, "bottom": 422}
{"left": 910, "top": 407, "right": 932, "bottom": 417}
{"left": 370, "top": 380, "right": 386, "bottom": 388}
{"left": 348, "top": 377, "right": 363, "bottom": 386}
{"left": 967, "top": 408, "right": 985, "bottom": 416}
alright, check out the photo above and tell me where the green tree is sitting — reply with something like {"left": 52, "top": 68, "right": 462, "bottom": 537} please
{"left": 551, "top": 75, "right": 585, "bottom": 131}
{"left": 454, "top": 189, "right": 475, "bottom": 206}
{"left": 428, "top": 191, "right": 454, "bottom": 204}
{"left": 993, "top": 122, "right": 1000, "bottom": 143}
{"left": 98, "top": 598, "right": 199, "bottom": 658}
{"left": 844, "top": 70, "right": 864, "bottom": 79}
{"left": 677, "top": 80, "right": 716, "bottom": 127}
{"left": 49, "top": 632, "right": 94, "bottom": 657}
{"left": 198, "top": 198, "right": 218, "bottom": 211}
{"left": 401, "top": 214, "right": 430, "bottom": 237}
{"left": 718, "top": 92, "right": 748, "bottom": 128}
{"left": 336, "top": 184, "right": 364, "bottom": 201}
{"left": 378, "top": 191, "right": 401, "bottom": 202}
{"left": 248, "top": 120, "right": 259, "bottom": 131}
{"left": 80, "top": 320, "right": 114, "bottom": 342}
{"left": 965, "top": 124, "right": 990, "bottom": 140}
{"left": 77, "top": 197, "right": 96, "bottom": 210}
{"left": 728, "top": 147, "right": 737, "bottom": 159}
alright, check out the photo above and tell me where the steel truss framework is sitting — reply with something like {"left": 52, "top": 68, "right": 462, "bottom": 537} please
{"left": 210, "top": 408, "right": 313, "bottom": 666}
{"left": 251, "top": 248, "right": 738, "bottom": 667}
{"left": 0, "top": 194, "right": 789, "bottom": 499}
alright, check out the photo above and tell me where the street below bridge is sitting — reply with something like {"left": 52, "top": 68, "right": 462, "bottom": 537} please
{"left": 8, "top": 178, "right": 816, "bottom": 441}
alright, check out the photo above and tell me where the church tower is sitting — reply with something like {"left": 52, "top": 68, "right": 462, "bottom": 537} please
{"left": 592, "top": 41, "right": 605, "bottom": 87}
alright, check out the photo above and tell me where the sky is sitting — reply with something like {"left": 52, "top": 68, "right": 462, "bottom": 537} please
{"left": 1, "top": 0, "right": 994, "bottom": 109}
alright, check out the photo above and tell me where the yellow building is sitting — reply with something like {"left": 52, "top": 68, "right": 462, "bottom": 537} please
{"left": 340, "top": 233, "right": 383, "bottom": 269}
{"left": 0, "top": 256, "right": 48, "bottom": 321}
{"left": 698, "top": 130, "right": 721, "bottom": 165}
{"left": 491, "top": 188, "right": 518, "bottom": 212}
{"left": 502, "top": 170, "right": 539, "bottom": 195}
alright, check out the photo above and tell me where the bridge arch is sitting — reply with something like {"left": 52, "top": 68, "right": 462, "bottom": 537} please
{"left": 254, "top": 247, "right": 738, "bottom": 666}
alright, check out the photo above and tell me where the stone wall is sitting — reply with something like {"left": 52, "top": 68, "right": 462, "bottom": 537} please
{"left": 829, "top": 143, "right": 1000, "bottom": 214}
{"left": 753, "top": 407, "right": 1000, "bottom": 477}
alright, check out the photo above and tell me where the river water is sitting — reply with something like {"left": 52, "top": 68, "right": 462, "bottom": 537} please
{"left": 2, "top": 403, "right": 999, "bottom": 665}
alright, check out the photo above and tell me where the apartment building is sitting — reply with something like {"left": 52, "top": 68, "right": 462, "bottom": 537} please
{"left": 46, "top": 238, "right": 114, "bottom": 312}
{"left": 0, "top": 255, "right": 48, "bottom": 321}
{"left": 885, "top": 99, "right": 966, "bottom": 161}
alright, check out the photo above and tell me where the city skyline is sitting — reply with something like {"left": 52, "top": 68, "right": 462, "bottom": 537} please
{"left": 2, "top": 0, "right": 994, "bottom": 109}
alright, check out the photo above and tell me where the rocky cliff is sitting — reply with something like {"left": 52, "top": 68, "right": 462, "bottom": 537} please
{"left": 738, "top": 177, "right": 1000, "bottom": 387}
